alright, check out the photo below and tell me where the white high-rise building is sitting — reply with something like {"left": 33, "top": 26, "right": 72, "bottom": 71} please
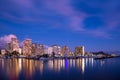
{"left": 18, "top": 48, "right": 22, "bottom": 55}
{"left": 58, "top": 46, "right": 61, "bottom": 55}
{"left": 47, "top": 47, "right": 53, "bottom": 55}
{"left": 1, "top": 49, "right": 6, "bottom": 55}
{"left": 82, "top": 46, "right": 85, "bottom": 56}
{"left": 44, "top": 45, "right": 48, "bottom": 54}
{"left": 52, "top": 45, "right": 59, "bottom": 54}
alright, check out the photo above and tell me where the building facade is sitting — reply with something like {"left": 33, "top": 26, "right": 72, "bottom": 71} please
{"left": 47, "top": 47, "right": 53, "bottom": 55}
{"left": 7, "top": 43, "right": 12, "bottom": 53}
{"left": 18, "top": 48, "right": 22, "bottom": 55}
{"left": 31, "top": 43, "right": 37, "bottom": 55}
{"left": 11, "top": 38, "right": 19, "bottom": 52}
{"left": 6, "top": 37, "right": 19, "bottom": 53}
{"left": 23, "top": 39, "right": 32, "bottom": 56}
{"left": 52, "top": 45, "right": 59, "bottom": 55}
{"left": 75, "top": 46, "right": 85, "bottom": 56}
{"left": 37, "top": 44, "right": 44, "bottom": 55}
{"left": 1, "top": 49, "right": 6, "bottom": 55}
{"left": 61, "top": 46, "right": 70, "bottom": 57}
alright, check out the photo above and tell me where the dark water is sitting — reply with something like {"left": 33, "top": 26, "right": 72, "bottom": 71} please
{"left": 0, "top": 58, "right": 120, "bottom": 80}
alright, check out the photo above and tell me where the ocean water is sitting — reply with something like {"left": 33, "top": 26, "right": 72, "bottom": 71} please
{"left": 0, "top": 58, "right": 120, "bottom": 80}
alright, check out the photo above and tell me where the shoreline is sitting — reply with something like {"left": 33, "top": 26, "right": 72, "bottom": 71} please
{"left": 0, "top": 55, "right": 120, "bottom": 60}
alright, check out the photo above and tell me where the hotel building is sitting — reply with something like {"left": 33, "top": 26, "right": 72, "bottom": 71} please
{"left": 23, "top": 39, "right": 32, "bottom": 56}
{"left": 61, "top": 46, "right": 70, "bottom": 57}
{"left": 7, "top": 37, "right": 19, "bottom": 53}
{"left": 47, "top": 47, "right": 53, "bottom": 55}
{"left": 31, "top": 43, "right": 37, "bottom": 55}
{"left": 75, "top": 46, "right": 85, "bottom": 56}
{"left": 37, "top": 44, "right": 44, "bottom": 55}
{"left": 52, "top": 45, "right": 59, "bottom": 54}
{"left": 1, "top": 49, "right": 6, "bottom": 55}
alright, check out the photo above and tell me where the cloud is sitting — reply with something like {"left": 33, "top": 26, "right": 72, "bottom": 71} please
{"left": 0, "top": 34, "right": 17, "bottom": 49}
{"left": 0, "top": 0, "right": 87, "bottom": 30}
{"left": 72, "top": 0, "right": 120, "bottom": 29}
{"left": 43, "top": 0, "right": 87, "bottom": 31}
{"left": 86, "top": 30, "right": 111, "bottom": 38}
{"left": 0, "top": 0, "right": 120, "bottom": 38}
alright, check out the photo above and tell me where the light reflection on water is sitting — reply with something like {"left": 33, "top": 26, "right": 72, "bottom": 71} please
{"left": 0, "top": 58, "right": 93, "bottom": 77}
{"left": 0, "top": 58, "right": 120, "bottom": 80}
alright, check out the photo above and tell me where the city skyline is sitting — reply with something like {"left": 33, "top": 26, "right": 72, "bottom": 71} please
{"left": 0, "top": 34, "right": 119, "bottom": 52}
{"left": 0, "top": 0, "right": 120, "bottom": 51}
{"left": 0, "top": 36, "right": 85, "bottom": 57}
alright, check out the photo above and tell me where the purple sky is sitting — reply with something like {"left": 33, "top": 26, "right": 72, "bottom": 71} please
{"left": 0, "top": 0, "right": 120, "bottom": 51}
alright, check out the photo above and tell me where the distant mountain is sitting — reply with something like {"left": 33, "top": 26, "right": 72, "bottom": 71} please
{"left": 91, "top": 51, "right": 120, "bottom": 56}
{"left": 92, "top": 51, "right": 111, "bottom": 56}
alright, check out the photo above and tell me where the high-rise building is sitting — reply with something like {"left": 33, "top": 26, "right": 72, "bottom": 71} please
{"left": 75, "top": 46, "right": 85, "bottom": 56}
{"left": 7, "top": 37, "right": 19, "bottom": 53}
{"left": 1, "top": 49, "right": 6, "bottom": 55}
{"left": 61, "top": 46, "right": 70, "bottom": 57}
{"left": 6, "top": 43, "right": 12, "bottom": 53}
{"left": 37, "top": 44, "right": 44, "bottom": 55}
{"left": 18, "top": 48, "right": 22, "bottom": 55}
{"left": 52, "top": 44, "right": 59, "bottom": 54}
{"left": 58, "top": 46, "right": 61, "bottom": 55}
{"left": 23, "top": 39, "right": 32, "bottom": 56}
{"left": 11, "top": 38, "right": 19, "bottom": 52}
{"left": 44, "top": 45, "right": 48, "bottom": 54}
{"left": 31, "top": 43, "right": 37, "bottom": 55}
{"left": 47, "top": 47, "right": 53, "bottom": 55}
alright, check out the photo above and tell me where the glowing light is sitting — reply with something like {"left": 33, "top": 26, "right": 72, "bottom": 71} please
{"left": 81, "top": 58, "right": 85, "bottom": 74}
{"left": 18, "top": 59, "right": 22, "bottom": 72}
{"left": 39, "top": 61, "right": 43, "bottom": 74}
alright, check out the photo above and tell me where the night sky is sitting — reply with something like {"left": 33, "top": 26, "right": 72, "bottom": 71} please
{"left": 0, "top": 0, "right": 120, "bottom": 51}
